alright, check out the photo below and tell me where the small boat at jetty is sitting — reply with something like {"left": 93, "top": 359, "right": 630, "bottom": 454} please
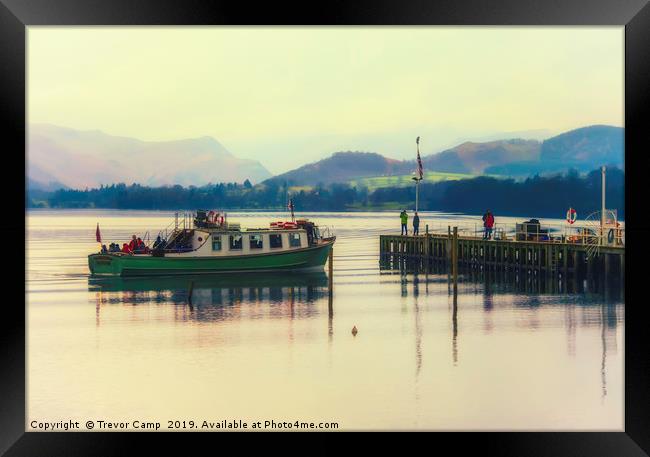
{"left": 88, "top": 210, "right": 335, "bottom": 276}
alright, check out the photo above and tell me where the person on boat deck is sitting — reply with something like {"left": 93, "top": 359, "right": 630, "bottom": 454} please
{"left": 128, "top": 235, "right": 138, "bottom": 252}
{"left": 400, "top": 210, "right": 408, "bottom": 235}
{"left": 134, "top": 237, "right": 145, "bottom": 253}
{"left": 413, "top": 212, "right": 420, "bottom": 236}
{"left": 153, "top": 235, "right": 162, "bottom": 249}
{"left": 101, "top": 244, "right": 108, "bottom": 254}
{"left": 121, "top": 243, "right": 133, "bottom": 254}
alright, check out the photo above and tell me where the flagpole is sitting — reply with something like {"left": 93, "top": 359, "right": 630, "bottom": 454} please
{"left": 414, "top": 136, "right": 422, "bottom": 213}
{"left": 96, "top": 223, "right": 102, "bottom": 253}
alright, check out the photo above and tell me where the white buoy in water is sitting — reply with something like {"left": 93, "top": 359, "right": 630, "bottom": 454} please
{"left": 352, "top": 325, "right": 358, "bottom": 336}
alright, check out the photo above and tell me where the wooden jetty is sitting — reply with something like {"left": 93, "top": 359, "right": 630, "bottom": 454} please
{"left": 379, "top": 227, "right": 624, "bottom": 280}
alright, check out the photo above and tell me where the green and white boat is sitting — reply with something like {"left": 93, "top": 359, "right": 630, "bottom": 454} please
{"left": 88, "top": 210, "right": 335, "bottom": 277}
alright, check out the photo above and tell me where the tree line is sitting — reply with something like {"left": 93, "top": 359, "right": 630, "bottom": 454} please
{"left": 26, "top": 167, "right": 624, "bottom": 219}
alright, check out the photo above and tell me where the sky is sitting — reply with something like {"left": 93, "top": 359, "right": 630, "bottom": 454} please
{"left": 28, "top": 27, "right": 624, "bottom": 175}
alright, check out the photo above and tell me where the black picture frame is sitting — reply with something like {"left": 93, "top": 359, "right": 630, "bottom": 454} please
{"left": 4, "top": 0, "right": 649, "bottom": 454}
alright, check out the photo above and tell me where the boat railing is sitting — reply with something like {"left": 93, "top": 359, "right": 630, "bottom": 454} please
{"left": 319, "top": 225, "right": 334, "bottom": 239}
{"left": 157, "top": 211, "right": 194, "bottom": 243}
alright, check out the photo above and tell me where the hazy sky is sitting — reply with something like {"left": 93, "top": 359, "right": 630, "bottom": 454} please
{"left": 28, "top": 27, "right": 623, "bottom": 174}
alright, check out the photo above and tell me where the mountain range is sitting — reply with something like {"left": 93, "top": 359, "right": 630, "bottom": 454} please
{"left": 265, "top": 125, "right": 624, "bottom": 186}
{"left": 27, "top": 124, "right": 272, "bottom": 190}
{"left": 27, "top": 124, "right": 624, "bottom": 191}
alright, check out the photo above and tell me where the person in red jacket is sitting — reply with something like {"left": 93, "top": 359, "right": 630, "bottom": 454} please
{"left": 128, "top": 234, "right": 138, "bottom": 252}
{"left": 121, "top": 243, "right": 132, "bottom": 254}
{"left": 482, "top": 210, "right": 495, "bottom": 240}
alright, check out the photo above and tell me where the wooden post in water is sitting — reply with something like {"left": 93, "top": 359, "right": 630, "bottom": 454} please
{"left": 452, "top": 280, "right": 458, "bottom": 365}
{"left": 620, "top": 252, "right": 625, "bottom": 283}
{"left": 328, "top": 246, "right": 334, "bottom": 338}
{"left": 452, "top": 226, "right": 459, "bottom": 285}
{"left": 328, "top": 246, "right": 334, "bottom": 287}
{"left": 187, "top": 280, "right": 194, "bottom": 308}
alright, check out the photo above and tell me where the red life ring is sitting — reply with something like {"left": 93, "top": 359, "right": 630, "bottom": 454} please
{"left": 566, "top": 207, "right": 577, "bottom": 224}
{"left": 283, "top": 222, "right": 297, "bottom": 229}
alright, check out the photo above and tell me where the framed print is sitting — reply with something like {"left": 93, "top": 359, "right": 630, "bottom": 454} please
{"left": 3, "top": 0, "right": 650, "bottom": 454}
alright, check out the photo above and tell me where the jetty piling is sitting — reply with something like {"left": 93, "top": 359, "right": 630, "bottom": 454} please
{"left": 380, "top": 225, "right": 624, "bottom": 280}
{"left": 187, "top": 280, "right": 194, "bottom": 308}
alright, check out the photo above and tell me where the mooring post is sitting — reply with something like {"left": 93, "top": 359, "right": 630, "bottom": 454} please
{"left": 328, "top": 246, "right": 334, "bottom": 284}
{"left": 620, "top": 252, "right": 625, "bottom": 283}
{"left": 187, "top": 280, "right": 194, "bottom": 308}
{"left": 452, "top": 226, "right": 459, "bottom": 284}
{"left": 328, "top": 246, "right": 334, "bottom": 329}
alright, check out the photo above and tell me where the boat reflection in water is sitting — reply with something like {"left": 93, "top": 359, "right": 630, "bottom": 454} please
{"left": 89, "top": 271, "right": 331, "bottom": 323}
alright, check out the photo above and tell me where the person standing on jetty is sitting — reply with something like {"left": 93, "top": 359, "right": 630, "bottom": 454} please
{"left": 413, "top": 212, "right": 420, "bottom": 236}
{"left": 400, "top": 210, "right": 408, "bottom": 235}
{"left": 482, "top": 209, "right": 495, "bottom": 240}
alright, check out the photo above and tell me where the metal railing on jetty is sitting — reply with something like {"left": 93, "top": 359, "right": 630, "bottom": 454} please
{"left": 380, "top": 222, "right": 625, "bottom": 281}
{"left": 413, "top": 221, "right": 624, "bottom": 247}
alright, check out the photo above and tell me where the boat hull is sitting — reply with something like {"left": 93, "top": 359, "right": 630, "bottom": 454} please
{"left": 88, "top": 240, "right": 334, "bottom": 277}
{"left": 88, "top": 270, "right": 329, "bottom": 292}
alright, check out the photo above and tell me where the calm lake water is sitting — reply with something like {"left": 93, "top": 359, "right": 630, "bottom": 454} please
{"left": 26, "top": 209, "right": 623, "bottom": 431}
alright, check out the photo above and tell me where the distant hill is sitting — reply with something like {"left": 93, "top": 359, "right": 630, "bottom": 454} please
{"left": 265, "top": 125, "right": 623, "bottom": 188}
{"left": 27, "top": 163, "right": 69, "bottom": 191}
{"left": 540, "top": 125, "right": 624, "bottom": 168}
{"left": 485, "top": 125, "right": 624, "bottom": 175}
{"left": 27, "top": 124, "right": 272, "bottom": 190}
{"left": 422, "top": 139, "right": 541, "bottom": 174}
{"left": 263, "top": 151, "right": 413, "bottom": 186}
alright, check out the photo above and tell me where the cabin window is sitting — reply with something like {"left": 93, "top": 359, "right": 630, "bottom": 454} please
{"left": 212, "top": 236, "right": 222, "bottom": 251}
{"left": 250, "top": 234, "right": 263, "bottom": 249}
{"left": 289, "top": 233, "right": 301, "bottom": 247}
{"left": 270, "top": 234, "right": 283, "bottom": 248}
{"left": 229, "top": 235, "right": 243, "bottom": 250}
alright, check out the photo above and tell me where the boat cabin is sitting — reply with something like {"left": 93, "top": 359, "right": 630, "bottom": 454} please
{"left": 155, "top": 211, "right": 327, "bottom": 257}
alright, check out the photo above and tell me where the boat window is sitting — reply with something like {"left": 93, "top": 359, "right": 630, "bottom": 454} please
{"left": 250, "top": 234, "right": 263, "bottom": 249}
{"left": 229, "top": 235, "right": 243, "bottom": 250}
{"left": 289, "top": 233, "right": 301, "bottom": 247}
{"left": 212, "top": 235, "right": 222, "bottom": 251}
{"left": 270, "top": 234, "right": 283, "bottom": 248}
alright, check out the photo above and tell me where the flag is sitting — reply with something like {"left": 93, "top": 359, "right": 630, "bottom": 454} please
{"left": 415, "top": 136, "right": 423, "bottom": 180}
{"left": 95, "top": 223, "right": 101, "bottom": 243}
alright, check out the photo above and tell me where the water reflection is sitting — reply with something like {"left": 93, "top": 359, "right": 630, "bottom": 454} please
{"left": 380, "top": 258, "right": 622, "bottom": 398}
{"left": 380, "top": 256, "right": 623, "bottom": 301}
{"left": 29, "top": 210, "right": 624, "bottom": 429}
{"left": 89, "top": 271, "right": 331, "bottom": 324}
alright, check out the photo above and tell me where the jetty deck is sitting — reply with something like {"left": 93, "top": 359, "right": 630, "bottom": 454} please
{"left": 380, "top": 227, "right": 624, "bottom": 280}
